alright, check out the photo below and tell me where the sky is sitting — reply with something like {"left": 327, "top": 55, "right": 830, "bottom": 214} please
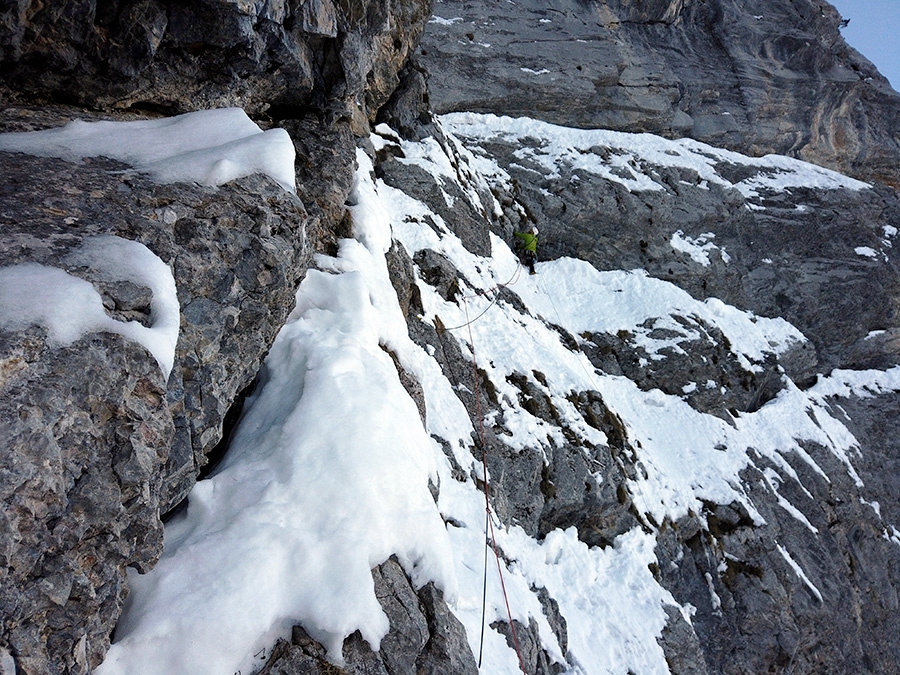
{"left": 829, "top": 0, "right": 900, "bottom": 90}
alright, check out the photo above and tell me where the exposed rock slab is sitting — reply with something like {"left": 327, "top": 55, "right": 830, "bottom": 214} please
{"left": 256, "top": 558, "right": 477, "bottom": 675}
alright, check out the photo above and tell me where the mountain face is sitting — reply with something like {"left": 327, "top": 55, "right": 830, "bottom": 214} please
{"left": 418, "top": 0, "right": 900, "bottom": 187}
{"left": 1, "top": 1, "right": 899, "bottom": 675}
{"left": 372, "top": 113, "right": 900, "bottom": 674}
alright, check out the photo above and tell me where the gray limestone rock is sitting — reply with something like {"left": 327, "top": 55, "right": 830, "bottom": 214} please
{"left": 383, "top": 88, "right": 900, "bottom": 673}
{"left": 0, "top": 130, "right": 311, "bottom": 672}
{"left": 0, "top": 0, "right": 436, "bottom": 134}
{"left": 0, "top": 0, "right": 438, "bottom": 668}
{"left": 419, "top": 0, "right": 900, "bottom": 186}
{"left": 256, "top": 558, "right": 476, "bottom": 675}
{"left": 491, "top": 617, "right": 566, "bottom": 675}
{"left": 653, "top": 442, "right": 900, "bottom": 674}
{"left": 377, "top": 150, "right": 492, "bottom": 257}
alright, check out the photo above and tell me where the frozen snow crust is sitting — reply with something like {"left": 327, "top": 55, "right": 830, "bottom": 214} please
{"left": 97, "top": 112, "right": 900, "bottom": 674}
{"left": 0, "top": 108, "right": 296, "bottom": 192}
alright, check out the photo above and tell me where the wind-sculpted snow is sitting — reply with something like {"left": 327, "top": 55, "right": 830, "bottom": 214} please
{"left": 0, "top": 236, "right": 179, "bottom": 377}
{"left": 0, "top": 108, "right": 296, "bottom": 192}
{"left": 441, "top": 113, "right": 870, "bottom": 202}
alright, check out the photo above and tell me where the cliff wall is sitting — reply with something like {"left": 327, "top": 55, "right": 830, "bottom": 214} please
{"left": 0, "top": 1, "right": 435, "bottom": 672}
{"left": 419, "top": 0, "right": 900, "bottom": 186}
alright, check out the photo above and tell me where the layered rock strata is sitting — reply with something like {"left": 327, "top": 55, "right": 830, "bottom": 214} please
{"left": 419, "top": 0, "right": 900, "bottom": 185}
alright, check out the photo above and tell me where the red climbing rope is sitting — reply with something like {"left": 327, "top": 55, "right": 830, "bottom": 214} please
{"left": 462, "top": 295, "right": 528, "bottom": 675}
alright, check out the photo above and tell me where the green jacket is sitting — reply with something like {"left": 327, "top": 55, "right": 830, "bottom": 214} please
{"left": 514, "top": 230, "right": 538, "bottom": 254}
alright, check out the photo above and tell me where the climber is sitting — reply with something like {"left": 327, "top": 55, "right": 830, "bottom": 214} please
{"left": 513, "top": 226, "right": 539, "bottom": 275}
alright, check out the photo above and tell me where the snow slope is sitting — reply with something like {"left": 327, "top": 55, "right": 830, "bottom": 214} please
{"left": 61, "top": 110, "right": 900, "bottom": 674}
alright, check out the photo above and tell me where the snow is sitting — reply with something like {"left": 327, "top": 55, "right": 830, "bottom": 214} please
{"left": 761, "top": 468, "right": 818, "bottom": 534}
{"left": 809, "top": 366, "right": 900, "bottom": 399}
{"left": 704, "top": 572, "right": 722, "bottom": 613}
{"left": 71, "top": 110, "right": 900, "bottom": 675}
{"left": 0, "top": 108, "right": 296, "bottom": 192}
{"left": 670, "top": 230, "right": 730, "bottom": 266}
{"left": 0, "top": 236, "right": 179, "bottom": 378}
{"left": 96, "top": 151, "right": 455, "bottom": 674}
{"left": 507, "top": 259, "right": 803, "bottom": 369}
{"left": 372, "top": 117, "right": 899, "bottom": 669}
{"left": 776, "top": 544, "right": 823, "bottom": 603}
{"left": 855, "top": 245, "right": 878, "bottom": 258}
{"left": 440, "top": 112, "right": 870, "bottom": 200}
{"left": 430, "top": 15, "right": 464, "bottom": 25}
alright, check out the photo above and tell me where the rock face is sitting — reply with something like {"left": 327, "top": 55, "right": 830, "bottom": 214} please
{"left": 452, "top": 122, "right": 900, "bottom": 377}
{"left": 258, "top": 559, "right": 478, "bottom": 675}
{"left": 419, "top": 0, "right": 900, "bottom": 185}
{"left": 2, "top": 0, "right": 900, "bottom": 674}
{"left": 0, "top": 1, "right": 438, "bottom": 673}
{"left": 0, "top": 0, "right": 434, "bottom": 133}
{"left": 0, "top": 141, "right": 312, "bottom": 673}
{"left": 376, "top": 115, "right": 900, "bottom": 673}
